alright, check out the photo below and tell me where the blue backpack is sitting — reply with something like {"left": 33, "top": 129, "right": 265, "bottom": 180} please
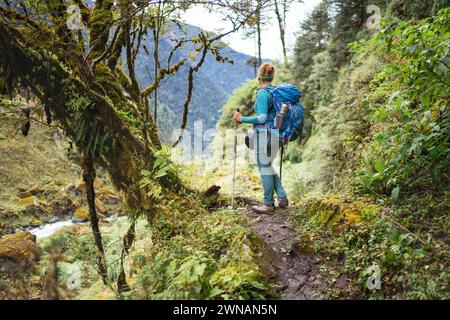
{"left": 261, "top": 84, "right": 305, "bottom": 143}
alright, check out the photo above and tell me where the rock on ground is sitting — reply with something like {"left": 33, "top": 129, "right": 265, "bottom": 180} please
{"left": 0, "top": 231, "right": 42, "bottom": 272}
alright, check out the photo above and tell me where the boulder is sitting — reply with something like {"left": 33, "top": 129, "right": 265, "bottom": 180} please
{"left": 23, "top": 203, "right": 48, "bottom": 219}
{"left": 71, "top": 178, "right": 101, "bottom": 193}
{"left": 50, "top": 196, "right": 75, "bottom": 218}
{"left": 72, "top": 207, "right": 89, "bottom": 223}
{"left": 0, "top": 232, "right": 42, "bottom": 272}
{"left": 16, "top": 196, "right": 39, "bottom": 207}
{"left": 17, "top": 190, "right": 32, "bottom": 199}
{"left": 17, "top": 185, "right": 43, "bottom": 199}
{"left": 72, "top": 206, "right": 106, "bottom": 222}
{"left": 98, "top": 187, "right": 120, "bottom": 199}
{"left": 303, "top": 197, "right": 379, "bottom": 230}
{"left": 201, "top": 185, "right": 221, "bottom": 208}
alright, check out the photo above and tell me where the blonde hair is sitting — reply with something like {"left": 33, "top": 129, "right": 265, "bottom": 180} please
{"left": 258, "top": 63, "right": 275, "bottom": 82}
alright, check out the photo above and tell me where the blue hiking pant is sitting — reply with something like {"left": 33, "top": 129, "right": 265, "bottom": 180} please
{"left": 255, "top": 130, "right": 287, "bottom": 205}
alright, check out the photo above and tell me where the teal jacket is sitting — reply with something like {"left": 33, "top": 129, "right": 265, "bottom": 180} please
{"left": 241, "top": 84, "right": 276, "bottom": 129}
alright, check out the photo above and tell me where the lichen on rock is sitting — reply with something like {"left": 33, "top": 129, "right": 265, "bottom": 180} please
{"left": 0, "top": 231, "right": 42, "bottom": 272}
{"left": 302, "top": 196, "right": 380, "bottom": 229}
{"left": 16, "top": 195, "right": 39, "bottom": 207}
{"left": 72, "top": 207, "right": 89, "bottom": 223}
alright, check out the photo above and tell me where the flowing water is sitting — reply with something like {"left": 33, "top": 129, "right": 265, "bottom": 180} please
{"left": 29, "top": 219, "right": 76, "bottom": 240}
{"left": 23, "top": 216, "right": 124, "bottom": 240}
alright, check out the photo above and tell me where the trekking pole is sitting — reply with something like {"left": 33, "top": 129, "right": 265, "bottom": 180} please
{"left": 280, "top": 140, "right": 285, "bottom": 181}
{"left": 231, "top": 108, "right": 240, "bottom": 209}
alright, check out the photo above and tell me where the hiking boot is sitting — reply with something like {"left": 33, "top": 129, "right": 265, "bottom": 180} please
{"left": 251, "top": 204, "right": 275, "bottom": 215}
{"left": 278, "top": 197, "right": 289, "bottom": 209}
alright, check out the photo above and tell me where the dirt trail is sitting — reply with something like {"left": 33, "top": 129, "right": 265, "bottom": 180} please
{"left": 246, "top": 206, "right": 329, "bottom": 300}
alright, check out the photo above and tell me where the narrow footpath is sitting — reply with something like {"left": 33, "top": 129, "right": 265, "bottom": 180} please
{"left": 246, "top": 207, "right": 329, "bottom": 300}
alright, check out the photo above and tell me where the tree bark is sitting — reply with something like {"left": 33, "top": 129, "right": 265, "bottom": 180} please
{"left": 81, "top": 152, "right": 108, "bottom": 284}
{"left": 256, "top": 0, "right": 263, "bottom": 66}
{"left": 153, "top": 0, "right": 163, "bottom": 124}
{"left": 274, "top": 0, "right": 288, "bottom": 67}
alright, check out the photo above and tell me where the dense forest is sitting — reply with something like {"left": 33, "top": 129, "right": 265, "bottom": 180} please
{"left": 0, "top": 0, "right": 449, "bottom": 301}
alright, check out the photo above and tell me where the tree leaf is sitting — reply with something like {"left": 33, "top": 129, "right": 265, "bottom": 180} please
{"left": 391, "top": 187, "right": 400, "bottom": 201}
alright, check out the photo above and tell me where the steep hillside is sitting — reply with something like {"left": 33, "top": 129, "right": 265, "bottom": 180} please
{"left": 0, "top": 103, "right": 122, "bottom": 235}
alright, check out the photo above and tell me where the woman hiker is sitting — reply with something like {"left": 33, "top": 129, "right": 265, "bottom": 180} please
{"left": 232, "top": 63, "right": 289, "bottom": 214}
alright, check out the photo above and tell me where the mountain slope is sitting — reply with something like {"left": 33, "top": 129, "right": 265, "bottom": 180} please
{"left": 134, "top": 24, "right": 256, "bottom": 142}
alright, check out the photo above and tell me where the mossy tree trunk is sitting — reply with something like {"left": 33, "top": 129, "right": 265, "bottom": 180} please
{"left": 81, "top": 152, "right": 108, "bottom": 284}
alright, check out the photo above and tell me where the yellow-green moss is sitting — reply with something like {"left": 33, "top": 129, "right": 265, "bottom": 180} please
{"left": 0, "top": 232, "right": 42, "bottom": 270}
{"left": 73, "top": 207, "right": 89, "bottom": 222}
{"left": 303, "top": 196, "right": 380, "bottom": 229}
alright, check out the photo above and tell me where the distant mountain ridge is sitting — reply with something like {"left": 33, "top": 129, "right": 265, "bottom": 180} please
{"left": 134, "top": 24, "right": 256, "bottom": 142}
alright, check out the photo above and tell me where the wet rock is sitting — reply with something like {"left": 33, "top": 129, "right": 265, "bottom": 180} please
{"left": 0, "top": 232, "right": 42, "bottom": 272}
{"left": 23, "top": 203, "right": 47, "bottom": 218}
{"left": 50, "top": 196, "right": 75, "bottom": 218}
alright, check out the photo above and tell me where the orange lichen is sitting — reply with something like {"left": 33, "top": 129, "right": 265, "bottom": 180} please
{"left": 0, "top": 232, "right": 41, "bottom": 271}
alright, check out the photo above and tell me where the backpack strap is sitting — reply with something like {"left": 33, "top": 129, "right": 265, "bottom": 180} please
{"left": 257, "top": 86, "right": 276, "bottom": 113}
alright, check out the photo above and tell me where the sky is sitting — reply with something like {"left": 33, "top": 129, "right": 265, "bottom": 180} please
{"left": 183, "top": 0, "right": 322, "bottom": 61}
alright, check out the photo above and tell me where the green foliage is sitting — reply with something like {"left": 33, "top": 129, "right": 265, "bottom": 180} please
{"left": 327, "top": 0, "right": 383, "bottom": 68}
{"left": 71, "top": 111, "right": 111, "bottom": 158}
{"left": 140, "top": 146, "right": 179, "bottom": 183}
{"left": 135, "top": 248, "right": 219, "bottom": 299}
{"left": 386, "top": 0, "right": 448, "bottom": 20}
{"left": 139, "top": 146, "right": 181, "bottom": 201}
{"left": 133, "top": 207, "right": 269, "bottom": 300}
{"left": 352, "top": 8, "right": 450, "bottom": 195}
{"left": 291, "top": 196, "right": 450, "bottom": 299}
{"left": 292, "top": 0, "right": 331, "bottom": 83}
{"left": 300, "top": 51, "right": 335, "bottom": 109}
{"left": 282, "top": 5, "right": 449, "bottom": 300}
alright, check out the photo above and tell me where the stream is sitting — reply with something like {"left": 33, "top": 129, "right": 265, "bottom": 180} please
{"left": 21, "top": 216, "right": 124, "bottom": 240}
{"left": 29, "top": 219, "right": 76, "bottom": 240}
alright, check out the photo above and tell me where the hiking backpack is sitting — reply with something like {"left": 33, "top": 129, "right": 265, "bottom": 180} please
{"left": 261, "top": 84, "right": 305, "bottom": 143}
